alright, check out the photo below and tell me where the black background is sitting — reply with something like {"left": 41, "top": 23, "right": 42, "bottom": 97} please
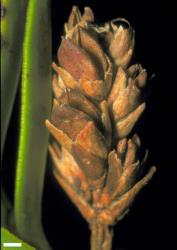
{"left": 2, "top": 0, "right": 177, "bottom": 249}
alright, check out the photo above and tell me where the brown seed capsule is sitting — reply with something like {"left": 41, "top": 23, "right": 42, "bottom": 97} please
{"left": 58, "top": 38, "right": 100, "bottom": 81}
{"left": 109, "top": 18, "right": 135, "bottom": 68}
{"left": 109, "top": 64, "right": 147, "bottom": 122}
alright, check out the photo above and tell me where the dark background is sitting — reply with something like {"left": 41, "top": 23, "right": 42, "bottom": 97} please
{"left": 2, "top": 0, "right": 177, "bottom": 249}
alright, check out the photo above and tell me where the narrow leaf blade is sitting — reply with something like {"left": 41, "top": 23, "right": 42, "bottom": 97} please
{"left": 1, "top": 0, "right": 28, "bottom": 154}
{"left": 14, "top": 0, "right": 52, "bottom": 249}
{"left": 1, "top": 227, "right": 35, "bottom": 250}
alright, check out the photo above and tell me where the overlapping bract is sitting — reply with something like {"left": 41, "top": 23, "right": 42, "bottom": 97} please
{"left": 46, "top": 6, "right": 156, "bottom": 225}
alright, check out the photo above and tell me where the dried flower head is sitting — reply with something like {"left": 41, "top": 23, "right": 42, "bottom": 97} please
{"left": 46, "top": 6, "right": 156, "bottom": 250}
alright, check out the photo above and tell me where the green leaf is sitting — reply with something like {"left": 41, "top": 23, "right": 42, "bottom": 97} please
{"left": 1, "top": 227, "right": 35, "bottom": 250}
{"left": 1, "top": 0, "right": 28, "bottom": 155}
{"left": 14, "top": 0, "right": 52, "bottom": 249}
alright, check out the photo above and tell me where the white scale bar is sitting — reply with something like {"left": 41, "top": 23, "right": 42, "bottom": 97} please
{"left": 3, "top": 243, "right": 22, "bottom": 247}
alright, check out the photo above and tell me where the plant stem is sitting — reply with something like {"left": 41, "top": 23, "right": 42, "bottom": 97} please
{"left": 90, "top": 218, "right": 113, "bottom": 250}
